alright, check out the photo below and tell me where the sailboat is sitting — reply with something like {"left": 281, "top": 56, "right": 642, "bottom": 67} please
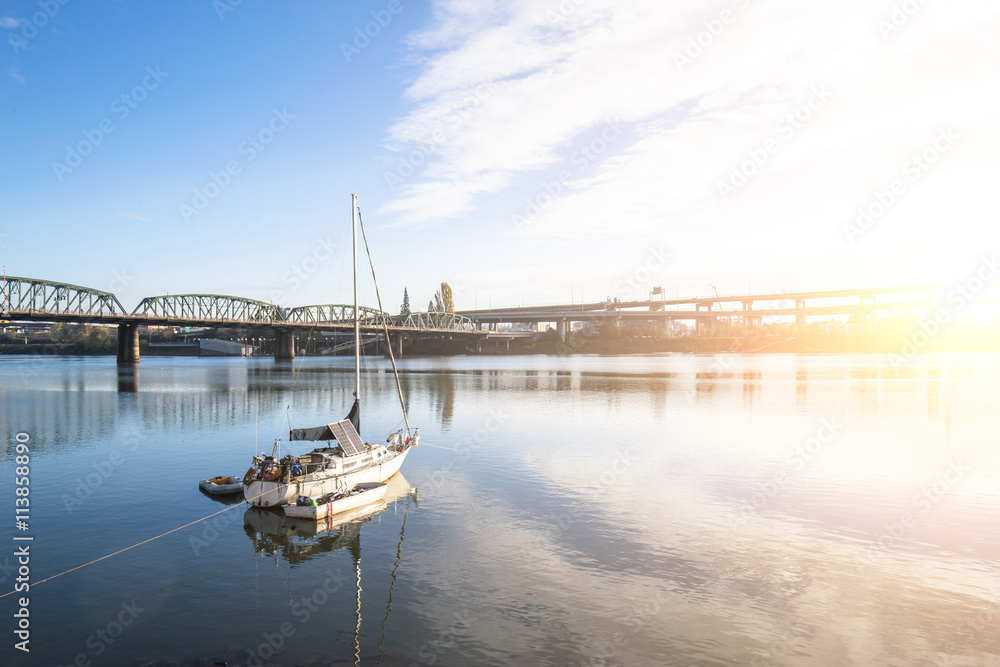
{"left": 243, "top": 194, "right": 417, "bottom": 508}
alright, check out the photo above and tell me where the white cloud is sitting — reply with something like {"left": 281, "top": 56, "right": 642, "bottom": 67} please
{"left": 0, "top": 16, "right": 22, "bottom": 29}
{"left": 375, "top": 1, "right": 1000, "bottom": 297}
{"left": 379, "top": 0, "right": 1000, "bottom": 288}
{"left": 8, "top": 67, "right": 25, "bottom": 85}
{"left": 120, "top": 211, "right": 152, "bottom": 223}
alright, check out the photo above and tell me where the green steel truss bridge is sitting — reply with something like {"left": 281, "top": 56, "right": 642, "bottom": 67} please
{"left": 0, "top": 275, "right": 502, "bottom": 362}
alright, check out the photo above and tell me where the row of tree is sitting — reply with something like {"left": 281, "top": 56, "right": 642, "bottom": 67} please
{"left": 4, "top": 323, "right": 115, "bottom": 353}
{"left": 399, "top": 282, "right": 454, "bottom": 317}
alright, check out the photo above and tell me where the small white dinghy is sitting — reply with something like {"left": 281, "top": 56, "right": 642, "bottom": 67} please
{"left": 199, "top": 475, "right": 243, "bottom": 495}
{"left": 284, "top": 482, "right": 387, "bottom": 520}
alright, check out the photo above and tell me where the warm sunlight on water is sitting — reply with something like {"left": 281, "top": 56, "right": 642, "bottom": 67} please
{"left": 1, "top": 353, "right": 999, "bottom": 666}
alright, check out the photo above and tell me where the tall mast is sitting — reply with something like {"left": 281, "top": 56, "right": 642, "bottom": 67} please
{"left": 352, "top": 193, "right": 360, "bottom": 402}
{"left": 356, "top": 206, "right": 411, "bottom": 437}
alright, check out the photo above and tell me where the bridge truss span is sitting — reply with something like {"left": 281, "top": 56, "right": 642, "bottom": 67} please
{"left": 395, "top": 311, "right": 474, "bottom": 330}
{"left": 131, "top": 294, "right": 283, "bottom": 324}
{"left": 1, "top": 275, "right": 127, "bottom": 319}
{"left": 285, "top": 304, "right": 393, "bottom": 327}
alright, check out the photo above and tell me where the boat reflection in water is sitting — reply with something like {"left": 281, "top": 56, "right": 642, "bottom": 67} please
{"left": 242, "top": 473, "right": 415, "bottom": 665}
{"left": 243, "top": 498, "right": 385, "bottom": 563}
{"left": 243, "top": 472, "right": 414, "bottom": 557}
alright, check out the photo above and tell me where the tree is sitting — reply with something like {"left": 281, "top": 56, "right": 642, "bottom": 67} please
{"left": 599, "top": 321, "right": 622, "bottom": 339}
{"left": 400, "top": 288, "right": 411, "bottom": 318}
{"left": 427, "top": 299, "right": 435, "bottom": 313}
{"left": 50, "top": 322, "right": 67, "bottom": 342}
{"left": 51, "top": 323, "right": 84, "bottom": 344}
{"left": 438, "top": 282, "right": 455, "bottom": 313}
{"left": 85, "top": 327, "right": 111, "bottom": 352}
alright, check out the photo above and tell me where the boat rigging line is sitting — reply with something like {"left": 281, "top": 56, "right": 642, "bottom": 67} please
{"left": 356, "top": 201, "right": 411, "bottom": 437}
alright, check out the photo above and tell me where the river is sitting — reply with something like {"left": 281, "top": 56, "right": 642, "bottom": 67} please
{"left": 1, "top": 353, "right": 999, "bottom": 666}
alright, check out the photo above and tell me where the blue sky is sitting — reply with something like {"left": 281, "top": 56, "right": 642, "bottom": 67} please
{"left": 2, "top": 1, "right": 998, "bottom": 314}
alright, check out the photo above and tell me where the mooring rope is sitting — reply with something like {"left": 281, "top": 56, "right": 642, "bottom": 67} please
{"left": 0, "top": 485, "right": 282, "bottom": 599}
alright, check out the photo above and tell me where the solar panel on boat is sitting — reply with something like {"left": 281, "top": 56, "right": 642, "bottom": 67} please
{"left": 329, "top": 419, "right": 365, "bottom": 456}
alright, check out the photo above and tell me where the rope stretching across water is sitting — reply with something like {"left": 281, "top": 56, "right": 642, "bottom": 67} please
{"left": 0, "top": 486, "right": 280, "bottom": 599}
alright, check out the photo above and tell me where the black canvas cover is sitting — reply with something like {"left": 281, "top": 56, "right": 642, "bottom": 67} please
{"left": 289, "top": 400, "right": 361, "bottom": 442}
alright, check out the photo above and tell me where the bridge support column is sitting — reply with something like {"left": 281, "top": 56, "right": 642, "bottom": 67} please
{"left": 795, "top": 299, "right": 806, "bottom": 329}
{"left": 116, "top": 324, "right": 139, "bottom": 364}
{"left": 274, "top": 330, "right": 295, "bottom": 361}
{"left": 395, "top": 333, "right": 403, "bottom": 358}
{"left": 557, "top": 319, "right": 567, "bottom": 341}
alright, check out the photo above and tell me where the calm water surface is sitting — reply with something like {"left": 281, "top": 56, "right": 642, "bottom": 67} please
{"left": 2, "top": 353, "right": 999, "bottom": 666}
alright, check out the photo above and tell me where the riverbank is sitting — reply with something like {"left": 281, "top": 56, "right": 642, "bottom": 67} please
{"left": 4, "top": 328, "right": 997, "bottom": 357}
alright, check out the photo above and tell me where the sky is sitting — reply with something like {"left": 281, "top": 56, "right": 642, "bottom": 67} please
{"left": 1, "top": 0, "right": 999, "bottom": 314}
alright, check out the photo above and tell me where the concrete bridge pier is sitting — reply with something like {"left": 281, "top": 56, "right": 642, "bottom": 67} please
{"left": 274, "top": 330, "right": 295, "bottom": 361}
{"left": 557, "top": 319, "right": 567, "bottom": 341}
{"left": 116, "top": 323, "right": 140, "bottom": 364}
{"left": 795, "top": 299, "right": 807, "bottom": 328}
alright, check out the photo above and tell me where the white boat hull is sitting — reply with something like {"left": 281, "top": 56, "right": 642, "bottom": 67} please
{"left": 245, "top": 447, "right": 409, "bottom": 508}
{"left": 283, "top": 482, "right": 387, "bottom": 519}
